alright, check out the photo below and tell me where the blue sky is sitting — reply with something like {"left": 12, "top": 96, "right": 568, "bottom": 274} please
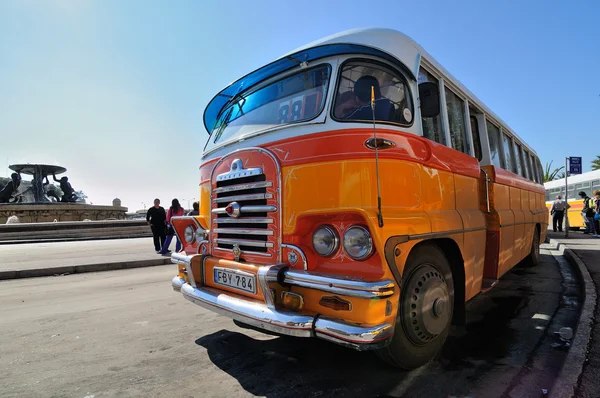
{"left": 1, "top": 0, "right": 598, "bottom": 211}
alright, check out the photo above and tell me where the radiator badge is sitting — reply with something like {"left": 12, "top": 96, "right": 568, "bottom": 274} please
{"left": 232, "top": 243, "right": 241, "bottom": 262}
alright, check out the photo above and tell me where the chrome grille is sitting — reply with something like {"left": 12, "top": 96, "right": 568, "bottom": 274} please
{"left": 212, "top": 172, "right": 276, "bottom": 257}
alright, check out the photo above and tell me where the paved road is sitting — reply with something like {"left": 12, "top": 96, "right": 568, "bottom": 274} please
{"left": 548, "top": 230, "right": 600, "bottom": 398}
{"left": 0, "top": 244, "right": 579, "bottom": 398}
{"left": 0, "top": 238, "right": 162, "bottom": 272}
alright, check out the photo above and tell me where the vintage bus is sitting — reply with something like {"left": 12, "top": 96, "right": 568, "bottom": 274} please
{"left": 170, "top": 28, "right": 547, "bottom": 369}
{"left": 545, "top": 169, "right": 600, "bottom": 229}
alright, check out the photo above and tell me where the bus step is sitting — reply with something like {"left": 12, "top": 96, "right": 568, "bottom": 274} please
{"left": 481, "top": 278, "right": 499, "bottom": 293}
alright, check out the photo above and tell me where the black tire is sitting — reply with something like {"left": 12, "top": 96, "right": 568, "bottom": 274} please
{"left": 376, "top": 243, "right": 454, "bottom": 370}
{"left": 525, "top": 227, "right": 541, "bottom": 266}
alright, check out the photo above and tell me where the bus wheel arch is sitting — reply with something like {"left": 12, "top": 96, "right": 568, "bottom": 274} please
{"left": 378, "top": 239, "right": 463, "bottom": 369}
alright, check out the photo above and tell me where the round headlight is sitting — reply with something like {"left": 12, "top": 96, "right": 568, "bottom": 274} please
{"left": 312, "top": 226, "right": 339, "bottom": 257}
{"left": 195, "top": 227, "right": 207, "bottom": 243}
{"left": 343, "top": 226, "right": 373, "bottom": 260}
{"left": 184, "top": 226, "right": 195, "bottom": 243}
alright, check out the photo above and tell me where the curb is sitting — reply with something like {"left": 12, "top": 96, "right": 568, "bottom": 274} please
{"left": 548, "top": 238, "right": 596, "bottom": 398}
{"left": 0, "top": 257, "right": 172, "bottom": 281}
{"left": 0, "top": 234, "right": 152, "bottom": 245}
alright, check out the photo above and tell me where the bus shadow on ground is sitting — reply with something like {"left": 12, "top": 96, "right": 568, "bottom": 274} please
{"left": 195, "top": 253, "right": 561, "bottom": 398}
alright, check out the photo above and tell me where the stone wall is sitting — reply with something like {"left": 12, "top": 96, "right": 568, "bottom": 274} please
{"left": 0, "top": 203, "right": 128, "bottom": 224}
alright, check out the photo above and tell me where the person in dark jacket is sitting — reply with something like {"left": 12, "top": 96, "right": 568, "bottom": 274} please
{"left": 579, "top": 191, "right": 598, "bottom": 236}
{"left": 188, "top": 201, "right": 199, "bottom": 216}
{"left": 146, "top": 198, "right": 167, "bottom": 252}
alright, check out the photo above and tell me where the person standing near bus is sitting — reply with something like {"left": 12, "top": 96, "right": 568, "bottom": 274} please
{"left": 146, "top": 198, "right": 167, "bottom": 252}
{"left": 158, "top": 198, "right": 185, "bottom": 255}
{"left": 579, "top": 191, "right": 597, "bottom": 235}
{"left": 550, "top": 195, "right": 567, "bottom": 232}
{"left": 594, "top": 190, "right": 600, "bottom": 236}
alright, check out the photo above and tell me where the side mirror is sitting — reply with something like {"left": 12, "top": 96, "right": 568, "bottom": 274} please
{"left": 419, "top": 82, "right": 440, "bottom": 118}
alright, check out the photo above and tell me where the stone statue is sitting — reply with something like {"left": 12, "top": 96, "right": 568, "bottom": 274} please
{"left": 0, "top": 172, "right": 21, "bottom": 203}
{"left": 53, "top": 174, "right": 77, "bottom": 202}
{"left": 44, "top": 176, "right": 61, "bottom": 202}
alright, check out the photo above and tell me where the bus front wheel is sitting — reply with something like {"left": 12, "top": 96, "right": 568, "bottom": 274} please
{"left": 377, "top": 243, "right": 454, "bottom": 369}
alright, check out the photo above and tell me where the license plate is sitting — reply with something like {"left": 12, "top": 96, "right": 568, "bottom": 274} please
{"left": 213, "top": 268, "right": 256, "bottom": 294}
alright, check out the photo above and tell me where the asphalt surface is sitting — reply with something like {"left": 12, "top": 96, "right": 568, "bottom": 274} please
{"left": 0, "top": 243, "right": 580, "bottom": 398}
{"left": 547, "top": 231, "right": 600, "bottom": 398}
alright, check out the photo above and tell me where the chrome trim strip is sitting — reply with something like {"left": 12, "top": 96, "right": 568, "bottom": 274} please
{"left": 281, "top": 243, "right": 308, "bottom": 271}
{"left": 408, "top": 226, "right": 487, "bottom": 241}
{"left": 215, "top": 238, "right": 274, "bottom": 248}
{"left": 216, "top": 166, "right": 263, "bottom": 181}
{"left": 178, "top": 282, "right": 393, "bottom": 348}
{"left": 213, "top": 193, "right": 273, "bottom": 203}
{"left": 180, "top": 283, "right": 314, "bottom": 337}
{"left": 481, "top": 168, "right": 491, "bottom": 213}
{"left": 239, "top": 205, "right": 277, "bottom": 212}
{"left": 214, "top": 247, "right": 273, "bottom": 257}
{"left": 213, "top": 181, "right": 273, "bottom": 194}
{"left": 211, "top": 205, "right": 277, "bottom": 214}
{"left": 213, "top": 217, "right": 274, "bottom": 224}
{"left": 213, "top": 228, "right": 274, "bottom": 236}
{"left": 314, "top": 317, "right": 393, "bottom": 351}
{"left": 283, "top": 270, "right": 395, "bottom": 298}
{"left": 171, "top": 276, "right": 185, "bottom": 292}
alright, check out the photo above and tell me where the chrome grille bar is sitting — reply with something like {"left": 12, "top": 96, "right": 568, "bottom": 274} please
{"left": 211, "top": 205, "right": 277, "bottom": 214}
{"left": 213, "top": 193, "right": 273, "bottom": 203}
{"left": 214, "top": 247, "right": 273, "bottom": 257}
{"left": 215, "top": 238, "right": 274, "bottom": 248}
{"left": 213, "top": 181, "right": 273, "bottom": 194}
{"left": 213, "top": 217, "right": 274, "bottom": 224}
{"left": 213, "top": 228, "right": 274, "bottom": 236}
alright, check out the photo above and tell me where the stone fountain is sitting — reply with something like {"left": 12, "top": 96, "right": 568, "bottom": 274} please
{"left": 0, "top": 163, "right": 127, "bottom": 224}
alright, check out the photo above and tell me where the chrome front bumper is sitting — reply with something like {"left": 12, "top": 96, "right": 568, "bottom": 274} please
{"left": 170, "top": 253, "right": 395, "bottom": 350}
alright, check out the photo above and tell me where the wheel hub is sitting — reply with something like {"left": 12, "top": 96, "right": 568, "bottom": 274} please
{"left": 402, "top": 264, "right": 450, "bottom": 345}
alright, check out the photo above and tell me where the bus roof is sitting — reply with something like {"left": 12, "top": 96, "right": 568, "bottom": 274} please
{"left": 544, "top": 169, "right": 600, "bottom": 189}
{"left": 285, "top": 27, "right": 537, "bottom": 156}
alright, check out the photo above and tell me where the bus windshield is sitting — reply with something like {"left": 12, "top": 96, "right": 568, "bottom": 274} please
{"left": 208, "top": 64, "right": 331, "bottom": 149}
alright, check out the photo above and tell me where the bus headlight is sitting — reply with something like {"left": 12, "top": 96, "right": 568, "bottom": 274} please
{"left": 184, "top": 226, "right": 195, "bottom": 243}
{"left": 343, "top": 226, "right": 373, "bottom": 260}
{"left": 195, "top": 227, "right": 208, "bottom": 243}
{"left": 312, "top": 226, "right": 339, "bottom": 257}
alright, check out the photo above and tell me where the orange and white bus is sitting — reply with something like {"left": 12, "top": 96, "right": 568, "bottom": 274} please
{"left": 545, "top": 169, "right": 600, "bottom": 229}
{"left": 170, "top": 28, "right": 548, "bottom": 369}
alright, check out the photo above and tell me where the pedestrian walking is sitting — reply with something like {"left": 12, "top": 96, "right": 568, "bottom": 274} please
{"left": 579, "top": 191, "right": 597, "bottom": 236}
{"left": 158, "top": 198, "right": 185, "bottom": 255}
{"left": 550, "top": 195, "right": 567, "bottom": 232}
{"left": 188, "top": 201, "right": 199, "bottom": 216}
{"left": 146, "top": 198, "right": 167, "bottom": 252}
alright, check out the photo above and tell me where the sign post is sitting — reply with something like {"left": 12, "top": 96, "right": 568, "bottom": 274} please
{"left": 565, "top": 157, "right": 583, "bottom": 238}
{"left": 565, "top": 157, "right": 569, "bottom": 238}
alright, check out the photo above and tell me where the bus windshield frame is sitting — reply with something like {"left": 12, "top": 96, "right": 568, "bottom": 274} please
{"left": 205, "top": 64, "right": 332, "bottom": 151}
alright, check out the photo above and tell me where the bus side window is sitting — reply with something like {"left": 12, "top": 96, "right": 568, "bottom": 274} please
{"left": 418, "top": 68, "right": 446, "bottom": 145}
{"left": 513, "top": 142, "right": 523, "bottom": 177}
{"left": 486, "top": 120, "right": 503, "bottom": 168}
{"left": 445, "top": 87, "right": 469, "bottom": 154}
{"left": 469, "top": 115, "right": 482, "bottom": 161}
{"left": 502, "top": 132, "right": 516, "bottom": 174}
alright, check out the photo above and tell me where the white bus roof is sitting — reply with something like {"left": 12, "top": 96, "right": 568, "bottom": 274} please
{"left": 285, "top": 27, "right": 537, "bottom": 156}
{"left": 544, "top": 169, "right": 600, "bottom": 189}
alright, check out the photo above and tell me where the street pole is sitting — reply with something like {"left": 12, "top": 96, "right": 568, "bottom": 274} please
{"left": 565, "top": 157, "right": 569, "bottom": 238}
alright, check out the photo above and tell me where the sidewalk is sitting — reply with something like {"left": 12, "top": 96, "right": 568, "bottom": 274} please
{"left": 0, "top": 238, "right": 172, "bottom": 280}
{"left": 547, "top": 230, "right": 600, "bottom": 398}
